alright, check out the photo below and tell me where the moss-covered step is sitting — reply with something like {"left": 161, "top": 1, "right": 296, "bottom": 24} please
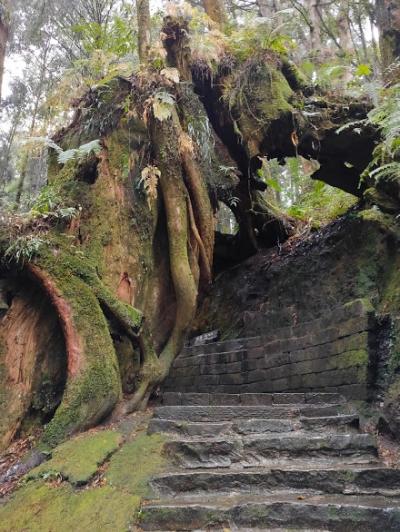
{"left": 28, "top": 429, "right": 123, "bottom": 485}
{"left": 0, "top": 481, "right": 139, "bottom": 532}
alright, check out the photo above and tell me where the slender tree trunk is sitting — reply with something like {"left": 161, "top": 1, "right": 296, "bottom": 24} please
{"left": 304, "top": 0, "right": 322, "bottom": 54}
{"left": 0, "top": 106, "right": 23, "bottom": 186}
{"left": 14, "top": 42, "right": 49, "bottom": 210}
{"left": 369, "top": 11, "right": 381, "bottom": 69}
{"left": 136, "top": 0, "right": 151, "bottom": 64}
{"left": 257, "top": 0, "right": 276, "bottom": 18}
{"left": 202, "top": 0, "right": 228, "bottom": 27}
{"left": 376, "top": 0, "right": 400, "bottom": 70}
{"left": 356, "top": 11, "right": 369, "bottom": 62}
{"left": 0, "top": 0, "right": 10, "bottom": 102}
{"left": 337, "top": 5, "right": 353, "bottom": 53}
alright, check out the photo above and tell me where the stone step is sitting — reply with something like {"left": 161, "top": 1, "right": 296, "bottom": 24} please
{"left": 139, "top": 493, "right": 400, "bottom": 531}
{"left": 164, "top": 433, "right": 378, "bottom": 468}
{"left": 150, "top": 466, "right": 400, "bottom": 498}
{"left": 153, "top": 404, "right": 350, "bottom": 423}
{"left": 162, "top": 392, "right": 346, "bottom": 406}
{"left": 148, "top": 414, "right": 360, "bottom": 438}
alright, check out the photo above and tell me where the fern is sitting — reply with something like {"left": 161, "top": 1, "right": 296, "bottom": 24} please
{"left": 57, "top": 140, "right": 102, "bottom": 164}
{"left": 336, "top": 119, "right": 367, "bottom": 135}
{"left": 368, "top": 84, "right": 400, "bottom": 158}
{"left": 370, "top": 162, "right": 400, "bottom": 181}
{"left": 362, "top": 84, "right": 400, "bottom": 184}
{"left": 26, "top": 137, "right": 102, "bottom": 165}
{"left": 4, "top": 235, "right": 46, "bottom": 265}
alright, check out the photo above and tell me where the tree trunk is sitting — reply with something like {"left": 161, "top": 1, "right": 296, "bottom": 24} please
{"left": 136, "top": 0, "right": 151, "bottom": 64}
{"left": 14, "top": 42, "right": 50, "bottom": 210}
{"left": 376, "top": 0, "right": 400, "bottom": 71}
{"left": 0, "top": 0, "right": 10, "bottom": 102}
{"left": 202, "top": 0, "right": 228, "bottom": 27}
{"left": 256, "top": 0, "right": 276, "bottom": 18}
{"left": 304, "top": 0, "right": 322, "bottom": 54}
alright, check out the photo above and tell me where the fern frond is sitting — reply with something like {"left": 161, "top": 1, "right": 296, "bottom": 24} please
{"left": 336, "top": 119, "right": 367, "bottom": 135}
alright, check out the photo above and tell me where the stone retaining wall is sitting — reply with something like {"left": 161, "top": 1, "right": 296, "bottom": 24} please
{"left": 163, "top": 300, "right": 378, "bottom": 400}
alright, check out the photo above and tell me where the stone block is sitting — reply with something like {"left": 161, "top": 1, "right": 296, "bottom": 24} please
{"left": 264, "top": 352, "right": 290, "bottom": 369}
{"left": 219, "top": 373, "right": 245, "bottom": 385}
{"left": 273, "top": 393, "right": 305, "bottom": 404}
{"left": 240, "top": 381, "right": 274, "bottom": 393}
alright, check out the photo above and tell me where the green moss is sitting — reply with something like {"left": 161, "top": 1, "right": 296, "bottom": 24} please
{"left": 224, "top": 60, "right": 294, "bottom": 155}
{"left": 29, "top": 248, "right": 122, "bottom": 447}
{"left": 343, "top": 298, "right": 374, "bottom": 315}
{"left": 0, "top": 481, "right": 139, "bottom": 532}
{"left": 29, "top": 430, "right": 122, "bottom": 485}
{"left": 38, "top": 273, "right": 122, "bottom": 448}
{"left": 106, "top": 433, "right": 167, "bottom": 496}
{"left": 334, "top": 349, "right": 369, "bottom": 370}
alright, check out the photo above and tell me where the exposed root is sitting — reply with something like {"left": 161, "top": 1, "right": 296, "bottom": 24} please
{"left": 26, "top": 264, "right": 83, "bottom": 377}
{"left": 187, "top": 195, "right": 212, "bottom": 284}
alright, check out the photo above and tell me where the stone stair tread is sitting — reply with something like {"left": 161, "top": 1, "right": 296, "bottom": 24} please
{"left": 143, "top": 492, "right": 400, "bottom": 508}
{"left": 154, "top": 463, "right": 395, "bottom": 476}
{"left": 153, "top": 404, "right": 349, "bottom": 422}
{"left": 163, "top": 431, "right": 375, "bottom": 444}
{"left": 148, "top": 414, "right": 360, "bottom": 439}
{"left": 139, "top": 493, "right": 400, "bottom": 531}
{"left": 164, "top": 433, "right": 378, "bottom": 470}
{"left": 162, "top": 392, "right": 346, "bottom": 406}
{"left": 151, "top": 414, "right": 358, "bottom": 425}
{"left": 150, "top": 465, "right": 400, "bottom": 498}
{"left": 170, "top": 457, "right": 381, "bottom": 470}
{"left": 146, "top": 529, "right": 330, "bottom": 532}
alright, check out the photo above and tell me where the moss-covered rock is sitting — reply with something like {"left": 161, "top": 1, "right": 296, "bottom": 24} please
{"left": 28, "top": 430, "right": 122, "bottom": 485}
{"left": 222, "top": 57, "right": 294, "bottom": 157}
{"left": 0, "top": 420, "right": 169, "bottom": 530}
{"left": 106, "top": 433, "right": 167, "bottom": 496}
{"left": 0, "top": 481, "right": 139, "bottom": 532}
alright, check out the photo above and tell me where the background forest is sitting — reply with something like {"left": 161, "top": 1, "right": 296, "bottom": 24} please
{"left": 0, "top": 0, "right": 398, "bottom": 226}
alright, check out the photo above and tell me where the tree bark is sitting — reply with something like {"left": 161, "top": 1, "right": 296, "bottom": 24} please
{"left": 376, "top": 0, "right": 400, "bottom": 71}
{"left": 303, "top": 0, "right": 322, "bottom": 52}
{"left": 136, "top": 0, "right": 151, "bottom": 64}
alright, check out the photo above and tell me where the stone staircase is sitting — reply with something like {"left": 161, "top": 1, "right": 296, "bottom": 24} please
{"left": 140, "top": 392, "right": 400, "bottom": 531}
{"left": 139, "top": 300, "right": 397, "bottom": 530}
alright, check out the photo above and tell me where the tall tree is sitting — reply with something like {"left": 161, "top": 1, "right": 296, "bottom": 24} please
{"left": 136, "top": 0, "right": 151, "bottom": 63}
{"left": 304, "top": 0, "right": 322, "bottom": 52}
{"left": 202, "top": 0, "right": 228, "bottom": 27}
{"left": 376, "top": 0, "right": 400, "bottom": 70}
{"left": 0, "top": 0, "right": 10, "bottom": 102}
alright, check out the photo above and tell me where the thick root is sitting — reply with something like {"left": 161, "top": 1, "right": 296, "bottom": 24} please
{"left": 26, "top": 261, "right": 122, "bottom": 448}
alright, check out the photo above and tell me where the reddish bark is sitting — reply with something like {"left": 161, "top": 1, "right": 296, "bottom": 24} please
{"left": 26, "top": 264, "right": 82, "bottom": 377}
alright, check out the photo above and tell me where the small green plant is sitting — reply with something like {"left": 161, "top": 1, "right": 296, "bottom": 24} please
{"left": 26, "top": 137, "right": 101, "bottom": 165}
{"left": 228, "top": 11, "right": 295, "bottom": 60}
{"left": 57, "top": 139, "right": 102, "bottom": 165}
{"left": 30, "top": 185, "right": 79, "bottom": 221}
{"left": 151, "top": 91, "right": 175, "bottom": 121}
{"left": 361, "top": 83, "right": 400, "bottom": 183}
{"left": 4, "top": 235, "right": 46, "bottom": 265}
{"left": 139, "top": 165, "right": 161, "bottom": 207}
